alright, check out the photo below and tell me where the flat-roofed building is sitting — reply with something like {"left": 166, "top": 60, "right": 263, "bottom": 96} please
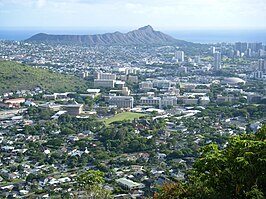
{"left": 108, "top": 96, "right": 134, "bottom": 108}
{"left": 140, "top": 96, "right": 161, "bottom": 108}
{"left": 183, "top": 98, "right": 198, "bottom": 105}
{"left": 64, "top": 104, "right": 83, "bottom": 116}
{"left": 139, "top": 81, "right": 153, "bottom": 90}
{"left": 199, "top": 96, "right": 210, "bottom": 105}
{"left": 94, "top": 79, "right": 115, "bottom": 88}
{"left": 4, "top": 98, "right": 25, "bottom": 104}
{"left": 153, "top": 80, "right": 171, "bottom": 89}
{"left": 161, "top": 96, "right": 177, "bottom": 107}
{"left": 128, "top": 75, "right": 138, "bottom": 83}
{"left": 95, "top": 72, "right": 116, "bottom": 80}
{"left": 115, "top": 178, "right": 144, "bottom": 190}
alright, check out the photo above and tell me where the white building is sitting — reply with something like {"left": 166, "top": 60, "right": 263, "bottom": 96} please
{"left": 175, "top": 51, "right": 184, "bottom": 62}
{"left": 213, "top": 52, "right": 221, "bottom": 71}
{"left": 199, "top": 96, "right": 210, "bottom": 105}
{"left": 95, "top": 72, "right": 116, "bottom": 80}
{"left": 258, "top": 59, "right": 266, "bottom": 73}
{"left": 115, "top": 178, "right": 144, "bottom": 190}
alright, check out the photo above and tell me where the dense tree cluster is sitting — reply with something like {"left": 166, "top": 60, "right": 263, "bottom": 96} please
{"left": 155, "top": 125, "right": 266, "bottom": 199}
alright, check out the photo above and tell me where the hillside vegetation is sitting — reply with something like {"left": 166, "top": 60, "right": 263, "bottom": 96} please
{"left": 0, "top": 61, "right": 88, "bottom": 94}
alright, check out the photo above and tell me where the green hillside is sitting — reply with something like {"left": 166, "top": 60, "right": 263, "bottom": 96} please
{"left": 0, "top": 61, "right": 88, "bottom": 94}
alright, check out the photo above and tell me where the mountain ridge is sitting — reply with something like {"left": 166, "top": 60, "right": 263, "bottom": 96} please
{"left": 26, "top": 25, "right": 188, "bottom": 46}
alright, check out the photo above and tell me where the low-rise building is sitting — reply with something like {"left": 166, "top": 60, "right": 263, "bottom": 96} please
{"left": 183, "top": 98, "right": 198, "bottom": 105}
{"left": 95, "top": 72, "right": 116, "bottom": 80}
{"left": 115, "top": 178, "right": 144, "bottom": 190}
{"left": 216, "top": 95, "right": 239, "bottom": 103}
{"left": 153, "top": 80, "right": 172, "bottom": 89}
{"left": 63, "top": 104, "right": 83, "bottom": 116}
{"left": 139, "top": 81, "right": 153, "bottom": 90}
{"left": 94, "top": 79, "right": 115, "bottom": 88}
{"left": 199, "top": 96, "right": 210, "bottom": 105}
{"left": 128, "top": 75, "right": 138, "bottom": 83}
{"left": 4, "top": 98, "right": 25, "bottom": 104}
{"left": 161, "top": 96, "right": 177, "bottom": 107}
{"left": 140, "top": 96, "right": 161, "bottom": 108}
{"left": 108, "top": 96, "right": 134, "bottom": 108}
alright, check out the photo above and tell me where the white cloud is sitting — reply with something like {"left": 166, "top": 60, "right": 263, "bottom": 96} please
{"left": 0, "top": 0, "right": 266, "bottom": 29}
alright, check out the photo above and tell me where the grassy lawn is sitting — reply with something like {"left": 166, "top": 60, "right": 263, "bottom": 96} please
{"left": 104, "top": 112, "right": 147, "bottom": 125}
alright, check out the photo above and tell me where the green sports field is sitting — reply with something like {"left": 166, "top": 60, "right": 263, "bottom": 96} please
{"left": 104, "top": 112, "right": 147, "bottom": 125}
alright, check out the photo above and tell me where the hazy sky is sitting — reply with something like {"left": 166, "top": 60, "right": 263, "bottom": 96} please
{"left": 1, "top": 0, "right": 266, "bottom": 30}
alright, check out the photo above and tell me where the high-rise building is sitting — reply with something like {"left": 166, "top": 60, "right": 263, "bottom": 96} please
{"left": 247, "top": 48, "right": 252, "bottom": 57}
{"left": 210, "top": 46, "right": 216, "bottom": 54}
{"left": 213, "top": 52, "right": 221, "bottom": 71}
{"left": 235, "top": 42, "right": 248, "bottom": 53}
{"left": 258, "top": 59, "right": 265, "bottom": 73}
{"left": 248, "top": 43, "right": 263, "bottom": 52}
{"left": 175, "top": 51, "right": 184, "bottom": 62}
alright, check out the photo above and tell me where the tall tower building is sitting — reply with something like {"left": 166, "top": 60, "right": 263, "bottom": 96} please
{"left": 258, "top": 59, "right": 265, "bottom": 73}
{"left": 235, "top": 42, "right": 248, "bottom": 53}
{"left": 213, "top": 52, "right": 221, "bottom": 71}
{"left": 175, "top": 51, "right": 185, "bottom": 62}
{"left": 210, "top": 46, "right": 216, "bottom": 54}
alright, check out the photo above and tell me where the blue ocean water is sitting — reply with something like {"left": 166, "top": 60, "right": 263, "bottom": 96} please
{"left": 1, "top": 28, "right": 266, "bottom": 44}
{"left": 166, "top": 30, "right": 266, "bottom": 44}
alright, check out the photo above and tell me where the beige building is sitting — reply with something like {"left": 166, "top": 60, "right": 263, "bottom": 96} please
{"left": 140, "top": 96, "right": 161, "bottom": 108}
{"left": 108, "top": 96, "right": 134, "bottom": 108}
{"left": 128, "top": 75, "right": 138, "bottom": 83}
{"left": 139, "top": 81, "right": 153, "bottom": 90}
{"left": 64, "top": 104, "right": 83, "bottom": 116}
{"left": 94, "top": 79, "right": 115, "bottom": 88}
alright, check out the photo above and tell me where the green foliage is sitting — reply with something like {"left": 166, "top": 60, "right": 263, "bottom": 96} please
{"left": 155, "top": 125, "right": 266, "bottom": 199}
{"left": 0, "top": 60, "right": 88, "bottom": 93}
{"left": 76, "top": 170, "right": 111, "bottom": 199}
{"left": 77, "top": 170, "right": 105, "bottom": 188}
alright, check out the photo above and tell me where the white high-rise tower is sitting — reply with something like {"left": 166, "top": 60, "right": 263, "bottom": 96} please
{"left": 213, "top": 52, "right": 221, "bottom": 71}
{"left": 175, "top": 51, "right": 185, "bottom": 62}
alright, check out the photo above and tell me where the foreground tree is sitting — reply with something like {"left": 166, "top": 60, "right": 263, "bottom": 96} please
{"left": 155, "top": 125, "right": 266, "bottom": 199}
{"left": 76, "top": 170, "right": 111, "bottom": 199}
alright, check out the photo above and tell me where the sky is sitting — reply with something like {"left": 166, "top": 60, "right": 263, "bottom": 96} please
{"left": 1, "top": 0, "right": 266, "bottom": 31}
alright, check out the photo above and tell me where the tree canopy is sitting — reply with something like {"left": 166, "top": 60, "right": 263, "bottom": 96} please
{"left": 155, "top": 125, "right": 266, "bottom": 199}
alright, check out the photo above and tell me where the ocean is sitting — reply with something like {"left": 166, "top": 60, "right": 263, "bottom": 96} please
{"left": 1, "top": 28, "right": 266, "bottom": 44}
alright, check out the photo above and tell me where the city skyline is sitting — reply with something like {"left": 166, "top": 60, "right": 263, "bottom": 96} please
{"left": 1, "top": 0, "right": 266, "bottom": 30}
